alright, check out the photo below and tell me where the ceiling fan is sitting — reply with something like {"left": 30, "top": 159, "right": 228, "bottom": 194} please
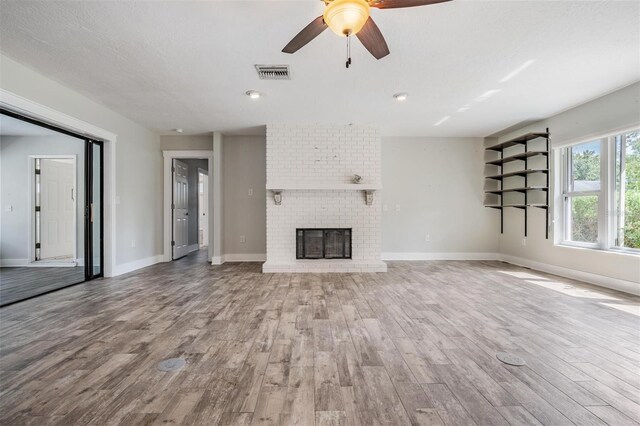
{"left": 282, "top": 0, "right": 451, "bottom": 66}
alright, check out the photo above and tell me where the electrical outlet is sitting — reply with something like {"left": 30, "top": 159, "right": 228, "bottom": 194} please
{"left": 522, "top": 238, "right": 527, "bottom": 246}
{"left": 131, "top": 239, "right": 136, "bottom": 248}
{"left": 395, "top": 204, "right": 401, "bottom": 212}
{"left": 240, "top": 235, "right": 246, "bottom": 243}
{"left": 425, "top": 233, "right": 430, "bottom": 242}
{"left": 248, "top": 188, "right": 253, "bottom": 196}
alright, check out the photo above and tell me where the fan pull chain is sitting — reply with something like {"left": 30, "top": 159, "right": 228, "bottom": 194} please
{"left": 346, "top": 35, "right": 352, "bottom": 69}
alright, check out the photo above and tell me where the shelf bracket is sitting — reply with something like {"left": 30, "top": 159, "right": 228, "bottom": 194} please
{"left": 272, "top": 190, "right": 283, "bottom": 205}
{"left": 364, "top": 190, "right": 375, "bottom": 206}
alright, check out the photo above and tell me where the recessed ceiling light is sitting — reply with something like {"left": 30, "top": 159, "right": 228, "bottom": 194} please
{"left": 393, "top": 92, "right": 408, "bottom": 101}
{"left": 246, "top": 90, "right": 262, "bottom": 99}
{"left": 174, "top": 128, "right": 183, "bottom": 133}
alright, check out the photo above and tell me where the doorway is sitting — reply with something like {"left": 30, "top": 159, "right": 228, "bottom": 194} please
{"left": 163, "top": 151, "right": 217, "bottom": 262}
{"left": 198, "top": 169, "right": 209, "bottom": 249}
{"left": 170, "top": 157, "right": 210, "bottom": 262}
{"left": 172, "top": 159, "right": 189, "bottom": 259}
{"left": 34, "top": 157, "right": 77, "bottom": 264}
{"left": 0, "top": 109, "right": 104, "bottom": 306}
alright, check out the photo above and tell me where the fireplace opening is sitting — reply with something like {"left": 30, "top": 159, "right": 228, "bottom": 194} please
{"left": 296, "top": 228, "right": 352, "bottom": 259}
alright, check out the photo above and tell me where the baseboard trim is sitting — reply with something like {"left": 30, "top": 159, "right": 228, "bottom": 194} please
{"left": 222, "top": 253, "right": 267, "bottom": 263}
{"left": 211, "top": 256, "right": 223, "bottom": 265}
{"left": 497, "top": 254, "right": 640, "bottom": 296}
{"left": 187, "top": 244, "right": 199, "bottom": 254}
{"left": 113, "top": 255, "right": 163, "bottom": 276}
{"left": 382, "top": 252, "right": 500, "bottom": 261}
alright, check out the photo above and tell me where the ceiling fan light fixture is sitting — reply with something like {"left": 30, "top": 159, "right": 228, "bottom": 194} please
{"left": 323, "top": 0, "right": 370, "bottom": 37}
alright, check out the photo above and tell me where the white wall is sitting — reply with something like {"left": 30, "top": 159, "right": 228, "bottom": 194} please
{"left": 0, "top": 54, "right": 163, "bottom": 270}
{"left": 223, "top": 135, "right": 266, "bottom": 256}
{"left": 382, "top": 137, "right": 499, "bottom": 258}
{"left": 489, "top": 82, "right": 640, "bottom": 290}
{"left": 0, "top": 135, "right": 85, "bottom": 263}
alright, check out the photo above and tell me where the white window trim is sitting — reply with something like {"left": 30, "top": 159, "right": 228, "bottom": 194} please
{"left": 556, "top": 125, "right": 640, "bottom": 254}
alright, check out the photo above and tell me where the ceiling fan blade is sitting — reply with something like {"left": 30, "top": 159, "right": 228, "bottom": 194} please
{"left": 356, "top": 17, "right": 390, "bottom": 60}
{"left": 370, "top": 0, "right": 451, "bottom": 9}
{"left": 282, "top": 16, "right": 327, "bottom": 54}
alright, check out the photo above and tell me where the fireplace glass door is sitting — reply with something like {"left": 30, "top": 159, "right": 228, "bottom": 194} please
{"left": 296, "top": 229, "right": 352, "bottom": 259}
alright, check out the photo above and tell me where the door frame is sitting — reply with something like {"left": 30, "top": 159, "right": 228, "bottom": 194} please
{"left": 1, "top": 89, "right": 117, "bottom": 277}
{"left": 162, "top": 150, "right": 217, "bottom": 263}
{"left": 85, "top": 140, "right": 104, "bottom": 280}
{"left": 27, "top": 155, "right": 78, "bottom": 265}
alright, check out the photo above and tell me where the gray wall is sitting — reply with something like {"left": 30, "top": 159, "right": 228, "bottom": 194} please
{"left": 179, "top": 159, "right": 208, "bottom": 246}
{"left": 0, "top": 135, "right": 86, "bottom": 262}
{"left": 1, "top": 54, "right": 163, "bottom": 270}
{"left": 216, "top": 134, "right": 500, "bottom": 258}
{"left": 489, "top": 82, "right": 640, "bottom": 286}
{"left": 223, "top": 135, "right": 266, "bottom": 255}
{"left": 161, "top": 135, "right": 213, "bottom": 151}
{"left": 382, "top": 137, "right": 499, "bottom": 254}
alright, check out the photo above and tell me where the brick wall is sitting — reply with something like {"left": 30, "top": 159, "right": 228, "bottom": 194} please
{"left": 264, "top": 124, "right": 386, "bottom": 272}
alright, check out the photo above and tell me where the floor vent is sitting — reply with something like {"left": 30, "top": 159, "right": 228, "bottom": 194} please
{"left": 157, "top": 357, "right": 186, "bottom": 372}
{"left": 255, "top": 65, "right": 290, "bottom": 80}
{"left": 496, "top": 352, "right": 526, "bottom": 366}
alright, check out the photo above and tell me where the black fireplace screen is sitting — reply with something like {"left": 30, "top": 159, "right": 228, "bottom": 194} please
{"left": 296, "top": 228, "right": 352, "bottom": 259}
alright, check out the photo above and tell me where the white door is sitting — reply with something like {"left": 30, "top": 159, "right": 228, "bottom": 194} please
{"left": 173, "top": 159, "right": 189, "bottom": 259}
{"left": 198, "top": 171, "right": 209, "bottom": 248}
{"left": 40, "top": 158, "right": 75, "bottom": 260}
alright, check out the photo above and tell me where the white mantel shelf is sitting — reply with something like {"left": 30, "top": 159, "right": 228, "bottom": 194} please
{"left": 267, "top": 183, "right": 381, "bottom": 206}
{"left": 266, "top": 183, "right": 382, "bottom": 191}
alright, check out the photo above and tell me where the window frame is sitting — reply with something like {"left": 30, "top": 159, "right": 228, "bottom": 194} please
{"left": 561, "top": 138, "right": 605, "bottom": 249}
{"left": 557, "top": 126, "right": 640, "bottom": 254}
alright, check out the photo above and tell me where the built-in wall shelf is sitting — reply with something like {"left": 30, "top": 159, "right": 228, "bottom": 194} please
{"left": 485, "top": 204, "right": 549, "bottom": 210}
{"left": 484, "top": 186, "right": 548, "bottom": 195}
{"left": 486, "top": 169, "right": 548, "bottom": 180}
{"left": 485, "top": 151, "right": 548, "bottom": 166}
{"left": 486, "top": 132, "right": 549, "bottom": 152}
{"left": 484, "top": 129, "right": 550, "bottom": 238}
{"left": 267, "top": 182, "right": 381, "bottom": 206}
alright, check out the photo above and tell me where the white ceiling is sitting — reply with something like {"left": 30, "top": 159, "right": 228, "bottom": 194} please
{"left": 0, "top": 1, "right": 638, "bottom": 137}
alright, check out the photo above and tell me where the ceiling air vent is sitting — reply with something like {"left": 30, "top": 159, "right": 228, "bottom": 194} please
{"left": 255, "top": 65, "right": 290, "bottom": 80}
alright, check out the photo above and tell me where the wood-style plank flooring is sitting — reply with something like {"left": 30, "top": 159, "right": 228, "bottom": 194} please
{"left": 0, "top": 266, "right": 84, "bottom": 306}
{"left": 0, "top": 251, "right": 639, "bottom": 425}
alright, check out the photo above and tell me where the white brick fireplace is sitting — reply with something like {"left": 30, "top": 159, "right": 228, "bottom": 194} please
{"left": 263, "top": 123, "right": 387, "bottom": 273}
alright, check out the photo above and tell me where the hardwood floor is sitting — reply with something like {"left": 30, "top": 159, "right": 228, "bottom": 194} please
{"left": 0, "top": 251, "right": 638, "bottom": 425}
{"left": 0, "top": 265, "right": 85, "bottom": 306}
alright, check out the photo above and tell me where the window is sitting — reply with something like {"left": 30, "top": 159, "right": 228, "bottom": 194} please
{"left": 564, "top": 140, "right": 601, "bottom": 244}
{"left": 560, "top": 129, "right": 639, "bottom": 253}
